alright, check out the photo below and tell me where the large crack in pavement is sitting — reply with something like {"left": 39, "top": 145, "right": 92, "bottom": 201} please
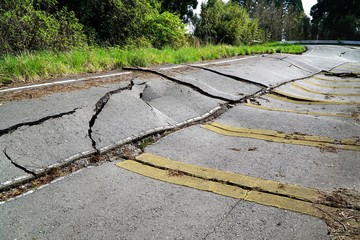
{"left": 0, "top": 67, "right": 336, "bottom": 194}
{"left": 3, "top": 149, "right": 36, "bottom": 176}
{"left": 263, "top": 55, "right": 315, "bottom": 74}
{"left": 324, "top": 71, "right": 360, "bottom": 78}
{"left": 268, "top": 91, "right": 323, "bottom": 103}
{"left": 123, "top": 67, "right": 242, "bottom": 102}
{"left": 189, "top": 65, "right": 269, "bottom": 88}
{"left": 1, "top": 56, "right": 359, "bottom": 239}
{"left": 2, "top": 65, "right": 360, "bottom": 238}
{"left": 131, "top": 157, "right": 317, "bottom": 204}
{"left": 130, "top": 156, "right": 360, "bottom": 212}
{"left": 0, "top": 108, "right": 79, "bottom": 137}
{"left": 120, "top": 154, "right": 360, "bottom": 239}
{"left": 88, "top": 80, "right": 135, "bottom": 153}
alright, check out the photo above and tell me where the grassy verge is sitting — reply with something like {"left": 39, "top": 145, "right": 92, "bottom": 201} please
{"left": 0, "top": 43, "right": 305, "bottom": 85}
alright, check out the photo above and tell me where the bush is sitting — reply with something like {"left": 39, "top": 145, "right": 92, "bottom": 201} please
{"left": 194, "top": 0, "right": 264, "bottom": 45}
{"left": 0, "top": 0, "right": 86, "bottom": 55}
{"left": 145, "top": 11, "right": 187, "bottom": 49}
{"left": 58, "top": 0, "right": 187, "bottom": 49}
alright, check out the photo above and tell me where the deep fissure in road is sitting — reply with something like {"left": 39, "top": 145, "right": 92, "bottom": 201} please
{"left": 0, "top": 67, "right": 324, "bottom": 193}
{"left": 190, "top": 65, "right": 268, "bottom": 88}
{"left": 325, "top": 72, "right": 360, "bottom": 78}
{"left": 123, "top": 67, "right": 240, "bottom": 102}
{"left": 130, "top": 158, "right": 359, "bottom": 212}
{"left": 0, "top": 108, "right": 79, "bottom": 137}
{"left": 1, "top": 64, "right": 360, "bottom": 239}
{"left": 88, "top": 80, "right": 135, "bottom": 152}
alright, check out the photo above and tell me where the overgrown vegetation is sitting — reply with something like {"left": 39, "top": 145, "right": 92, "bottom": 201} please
{"left": 230, "top": 0, "right": 310, "bottom": 41}
{"left": 310, "top": 0, "right": 360, "bottom": 40}
{"left": 0, "top": 0, "right": 189, "bottom": 55}
{"left": 194, "top": 0, "right": 264, "bottom": 45}
{"left": 0, "top": 43, "right": 305, "bottom": 84}
{"left": 0, "top": 0, "right": 86, "bottom": 54}
{"left": 5, "top": 0, "right": 351, "bottom": 85}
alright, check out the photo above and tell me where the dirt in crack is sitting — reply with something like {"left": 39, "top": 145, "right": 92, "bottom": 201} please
{"left": 324, "top": 72, "right": 360, "bottom": 78}
{"left": 88, "top": 80, "right": 135, "bottom": 152}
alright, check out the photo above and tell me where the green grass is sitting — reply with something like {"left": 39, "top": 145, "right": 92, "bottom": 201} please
{"left": 0, "top": 43, "right": 305, "bottom": 84}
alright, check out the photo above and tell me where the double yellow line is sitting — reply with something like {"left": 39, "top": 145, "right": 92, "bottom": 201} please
{"left": 117, "top": 153, "right": 359, "bottom": 229}
{"left": 118, "top": 153, "right": 324, "bottom": 217}
{"left": 244, "top": 103, "right": 354, "bottom": 119}
{"left": 290, "top": 83, "right": 360, "bottom": 97}
{"left": 312, "top": 76, "right": 360, "bottom": 83}
{"left": 271, "top": 91, "right": 360, "bottom": 105}
{"left": 303, "top": 79, "right": 360, "bottom": 89}
{"left": 202, "top": 122, "right": 360, "bottom": 151}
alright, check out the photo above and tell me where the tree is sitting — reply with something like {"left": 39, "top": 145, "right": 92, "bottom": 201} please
{"left": 310, "top": 0, "right": 360, "bottom": 40}
{"left": 231, "top": 0, "right": 309, "bottom": 40}
{"left": 158, "top": 0, "right": 198, "bottom": 22}
{"left": 195, "top": 0, "right": 264, "bottom": 45}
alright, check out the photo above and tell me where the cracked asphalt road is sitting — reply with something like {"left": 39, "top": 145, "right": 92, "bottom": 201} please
{"left": 0, "top": 45, "right": 359, "bottom": 240}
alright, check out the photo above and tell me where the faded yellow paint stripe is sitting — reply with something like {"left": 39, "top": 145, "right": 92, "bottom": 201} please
{"left": 209, "top": 122, "right": 334, "bottom": 143}
{"left": 290, "top": 83, "right": 360, "bottom": 97}
{"left": 202, "top": 122, "right": 360, "bottom": 151}
{"left": 304, "top": 79, "right": 360, "bottom": 89}
{"left": 118, "top": 159, "right": 248, "bottom": 200}
{"left": 335, "top": 64, "right": 360, "bottom": 70}
{"left": 312, "top": 76, "right": 360, "bottom": 83}
{"left": 266, "top": 94, "right": 330, "bottom": 105}
{"left": 116, "top": 153, "right": 329, "bottom": 218}
{"left": 135, "top": 153, "right": 321, "bottom": 202}
{"left": 273, "top": 90, "right": 360, "bottom": 105}
{"left": 244, "top": 103, "right": 353, "bottom": 118}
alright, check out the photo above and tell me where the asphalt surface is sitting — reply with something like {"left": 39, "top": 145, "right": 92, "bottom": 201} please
{"left": 0, "top": 45, "right": 359, "bottom": 239}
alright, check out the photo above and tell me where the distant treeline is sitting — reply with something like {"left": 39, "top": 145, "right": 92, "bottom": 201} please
{"left": 0, "top": 0, "right": 359, "bottom": 55}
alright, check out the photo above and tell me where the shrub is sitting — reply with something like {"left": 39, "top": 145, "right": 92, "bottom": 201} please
{"left": 194, "top": 0, "right": 264, "bottom": 45}
{"left": 145, "top": 11, "right": 187, "bottom": 49}
{"left": 0, "top": 0, "right": 86, "bottom": 55}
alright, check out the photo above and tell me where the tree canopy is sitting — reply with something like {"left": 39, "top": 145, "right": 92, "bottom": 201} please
{"left": 230, "top": 0, "right": 309, "bottom": 41}
{"left": 0, "top": 0, "right": 188, "bottom": 55}
{"left": 310, "top": 0, "right": 360, "bottom": 40}
{"left": 194, "top": 0, "right": 264, "bottom": 45}
{"left": 158, "top": 0, "right": 198, "bottom": 21}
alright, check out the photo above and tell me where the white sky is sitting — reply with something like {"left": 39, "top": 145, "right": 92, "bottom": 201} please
{"left": 195, "top": 0, "right": 318, "bottom": 17}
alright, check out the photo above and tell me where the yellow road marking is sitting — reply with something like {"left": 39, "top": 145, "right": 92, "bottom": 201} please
{"left": 303, "top": 79, "right": 360, "bottom": 89}
{"left": 137, "top": 153, "right": 321, "bottom": 202}
{"left": 202, "top": 122, "right": 360, "bottom": 151}
{"left": 312, "top": 76, "right": 360, "bottom": 83}
{"left": 290, "top": 83, "right": 360, "bottom": 97}
{"left": 272, "top": 90, "right": 360, "bottom": 105}
{"left": 116, "top": 153, "right": 336, "bottom": 219}
{"left": 244, "top": 103, "right": 353, "bottom": 118}
{"left": 266, "top": 93, "right": 360, "bottom": 105}
{"left": 335, "top": 64, "right": 360, "bottom": 70}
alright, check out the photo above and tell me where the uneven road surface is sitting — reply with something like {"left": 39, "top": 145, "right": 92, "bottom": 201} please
{"left": 0, "top": 45, "right": 360, "bottom": 239}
